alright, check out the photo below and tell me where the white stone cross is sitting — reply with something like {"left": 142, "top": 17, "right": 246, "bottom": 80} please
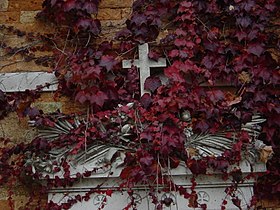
{"left": 122, "top": 43, "right": 167, "bottom": 96}
{"left": 0, "top": 72, "right": 57, "bottom": 92}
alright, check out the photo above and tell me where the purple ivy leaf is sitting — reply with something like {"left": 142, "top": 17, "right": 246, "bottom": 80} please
{"left": 75, "top": 18, "right": 100, "bottom": 35}
{"left": 115, "top": 28, "right": 132, "bottom": 40}
{"left": 63, "top": 0, "right": 76, "bottom": 11}
{"left": 148, "top": 50, "right": 160, "bottom": 61}
{"left": 82, "top": 2, "right": 98, "bottom": 14}
{"left": 99, "top": 55, "right": 118, "bottom": 71}
{"left": 236, "top": 16, "right": 252, "bottom": 28}
{"left": 51, "top": 0, "right": 57, "bottom": 7}
{"left": 141, "top": 93, "right": 152, "bottom": 109}
{"left": 90, "top": 91, "right": 108, "bottom": 106}
{"left": 130, "top": 13, "right": 147, "bottom": 26}
{"left": 207, "top": 90, "right": 225, "bottom": 103}
{"left": 140, "top": 156, "right": 153, "bottom": 166}
{"left": 235, "top": 31, "right": 247, "bottom": 42}
{"left": 144, "top": 76, "right": 162, "bottom": 93}
{"left": 247, "top": 43, "right": 264, "bottom": 57}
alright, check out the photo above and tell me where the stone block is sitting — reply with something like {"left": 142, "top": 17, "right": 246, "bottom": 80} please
{"left": 46, "top": 158, "right": 266, "bottom": 210}
{"left": 0, "top": 11, "right": 20, "bottom": 23}
{"left": 97, "top": 8, "right": 122, "bottom": 20}
{"left": 20, "top": 11, "right": 40, "bottom": 23}
{"left": 8, "top": 0, "right": 43, "bottom": 11}
{"left": 121, "top": 8, "right": 132, "bottom": 19}
{"left": 0, "top": 113, "right": 37, "bottom": 144}
{"left": 0, "top": 71, "right": 57, "bottom": 92}
{"left": 99, "top": 0, "right": 133, "bottom": 8}
{"left": 33, "top": 102, "right": 62, "bottom": 113}
{"left": 0, "top": 0, "right": 9, "bottom": 11}
{"left": 0, "top": 60, "right": 50, "bottom": 73}
{"left": 6, "top": 22, "right": 55, "bottom": 34}
{"left": 0, "top": 200, "right": 10, "bottom": 209}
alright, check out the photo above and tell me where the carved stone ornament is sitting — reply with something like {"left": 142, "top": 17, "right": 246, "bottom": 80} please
{"left": 127, "top": 193, "right": 142, "bottom": 205}
{"left": 197, "top": 191, "right": 210, "bottom": 204}
{"left": 25, "top": 43, "right": 273, "bottom": 176}
{"left": 161, "top": 192, "right": 177, "bottom": 207}
{"left": 93, "top": 194, "right": 107, "bottom": 206}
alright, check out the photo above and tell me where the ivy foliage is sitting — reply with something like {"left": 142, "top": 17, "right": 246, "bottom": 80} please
{"left": 0, "top": 0, "right": 279, "bottom": 209}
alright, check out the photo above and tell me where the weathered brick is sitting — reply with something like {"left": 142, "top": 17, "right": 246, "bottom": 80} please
{"left": 0, "top": 0, "right": 9, "bottom": 12}
{"left": 20, "top": 11, "right": 40, "bottom": 24}
{"left": 33, "top": 102, "right": 62, "bottom": 113}
{"left": 121, "top": 8, "right": 132, "bottom": 19}
{"left": 0, "top": 113, "right": 37, "bottom": 144}
{"left": 97, "top": 8, "right": 122, "bottom": 20}
{"left": 61, "top": 97, "right": 86, "bottom": 114}
{"left": 8, "top": 0, "right": 43, "bottom": 11}
{"left": 0, "top": 11, "right": 20, "bottom": 23}
{"left": 0, "top": 200, "right": 10, "bottom": 209}
{"left": 99, "top": 0, "right": 133, "bottom": 8}
{"left": 7, "top": 22, "right": 56, "bottom": 33}
{"left": 0, "top": 59, "right": 50, "bottom": 73}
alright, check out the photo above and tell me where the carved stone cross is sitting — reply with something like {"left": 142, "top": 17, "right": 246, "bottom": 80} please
{"left": 122, "top": 43, "right": 167, "bottom": 96}
{"left": 0, "top": 72, "right": 57, "bottom": 92}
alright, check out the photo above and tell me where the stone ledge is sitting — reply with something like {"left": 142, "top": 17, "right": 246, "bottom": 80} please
{"left": 20, "top": 10, "right": 40, "bottom": 24}
{"left": 99, "top": 0, "right": 133, "bottom": 8}
{"left": 0, "top": 11, "right": 20, "bottom": 23}
{"left": 0, "top": 0, "right": 9, "bottom": 12}
{"left": 8, "top": 0, "right": 43, "bottom": 11}
{"left": 97, "top": 8, "right": 122, "bottom": 20}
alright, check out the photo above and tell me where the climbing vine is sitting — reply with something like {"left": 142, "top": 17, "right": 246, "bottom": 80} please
{"left": 0, "top": 0, "right": 279, "bottom": 209}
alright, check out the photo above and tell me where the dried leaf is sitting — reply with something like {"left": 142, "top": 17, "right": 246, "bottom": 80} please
{"left": 260, "top": 146, "right": 273, "bottom": 163}
{"left": 238, "top": 71, "right": 251, "bottom": 84}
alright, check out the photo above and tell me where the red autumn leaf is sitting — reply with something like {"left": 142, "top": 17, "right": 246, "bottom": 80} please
{"left": 140, "top": 93, "right": 152, "bottom": 109}
{"left": 164, "top": 66, "right": 185, "bottom": 82}
{"left": 75, "top": 90, "right": 87, "bottom": 104}
{"left": 175, "top": 28, "right": 187, "bottom": 36}
{"left": 89, "top": 91, "right": 108, "bottom": 107}
{"left": 236, "top": 16, "right": 252, "bottom": 28}
{"left": 130, "top": 13, "right": 147, "bottom": 26}
{"left": 144, "top": 76, "right": 161, "bottom": 93}
{"left": 174, "top": 38, "right": 187, "bottom": 47}
{"left": 82, "top": 2, "right": 98, "bottom": 14}
{"left": 85, "top": 66, "right": 102, "bottom": 79}
{"left": 106, "top": 189, "right": 113, "bottom": 197}
{"left": 75, "top": 18, "right": 101, "bottom": 35}
{"left": 50, "top": 0, "right": 57, "bottom": 6}
{"left": 148, "top": 50, "right": 160, "bottom": 61}
{"left": 120, "top": 166, "right": 133, "bottom": 180}
{"left": 247, "top": 43, "right": 264, "bottom": 57}
{"left": 169, "top": 49, "right": 179, "bottom": 58}
{"left": 207, "top": 90, "right": 225, "bottom": 103}
{"left": 63, "top": 0, "right": 76, "bottom": 11}
{"left": 187, "top": 159, "right": 207, "bottom": 175}
{"left": 231, "top": 168, "right": 243, "bottom": 183}
{"left": 188, "top": 191, "right": 198, "bottom": 208}
{"left": 235, "top": 31, "right": 247, "bottom": 42}
{"left": 232, "top": 197, "right": 242, "bottom": 209}
{"left": 139, "top": 156, "right": 153, "bottom": 166}
{"left": 99, "top": 55, "right": 118, "bottom": 71}
{"left": 116, "top": 28, "right": 132, "bottom": 40}
{"left": 178, "top": 1, "right": 192, "bottom": 13}
{"left": 202, "top": 56, "right": 214, "bottom": 69}
{"left": 195, "top": 120, "right": 209, "bottom": 132}
{"left": 180, "top": 1, "right": 192, "bottom": 8}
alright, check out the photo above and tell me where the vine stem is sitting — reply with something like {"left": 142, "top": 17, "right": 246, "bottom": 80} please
{"left": 84, "top": 106, "right": 90, "bottom": 161}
